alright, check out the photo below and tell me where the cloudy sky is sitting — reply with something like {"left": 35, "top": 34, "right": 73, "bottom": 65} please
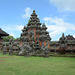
{"left": 0, "top": 0, "right": 75, "bottom": 40}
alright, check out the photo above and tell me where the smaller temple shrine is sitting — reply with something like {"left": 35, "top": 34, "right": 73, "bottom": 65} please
{"left": 59, "top": 33, "right": 67, "bottom": 53}
{"left": 50, "top": 33, "right": 75, "bottom": 53}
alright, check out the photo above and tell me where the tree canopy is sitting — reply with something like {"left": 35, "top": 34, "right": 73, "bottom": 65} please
{"left": 3, "top": 36, "right": 15, "bottom": 42}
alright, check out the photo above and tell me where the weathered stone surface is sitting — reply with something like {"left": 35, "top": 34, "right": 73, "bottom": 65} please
{"left": 18, "top": 10, "right": 51, "bottom": 57}
{"left": 3, "top": 45, "right": 7, "bottom": 55}
{"left": 9, "top": 37, "right": 14, "bottom": 55}
{"left": 59, "top": 33, "right": 67, "bottom": 54}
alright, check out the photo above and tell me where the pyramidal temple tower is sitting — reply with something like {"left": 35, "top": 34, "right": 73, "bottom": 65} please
{"left": 21, "top": 10, "right": 51, "bottom": 48}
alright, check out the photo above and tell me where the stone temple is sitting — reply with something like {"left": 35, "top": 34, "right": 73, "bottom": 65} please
{"left": 19, "top": 10, "right": 75, "bottom": 54}
{"left": 20, "top": 10, "right": 51, "bottom": 48}
{"left": 0, "top": 10, "right": 75, "bottom": 56}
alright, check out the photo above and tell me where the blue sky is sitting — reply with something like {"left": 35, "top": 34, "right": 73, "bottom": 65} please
{"left": 0, "top": 0, "right": 75, "bottom": 41}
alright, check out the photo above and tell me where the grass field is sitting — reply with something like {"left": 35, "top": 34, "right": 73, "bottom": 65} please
{"left": 0, "top": 53, "right": 75, "bottom": 75}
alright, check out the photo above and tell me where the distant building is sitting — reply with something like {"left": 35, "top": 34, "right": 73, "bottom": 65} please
{"left": 0, "top": 28, "right": 9, "bottom": 51}
{"left": 66, "top": 35, "right": 75, "bottom": 40}
{"left": 0, "top": 28, "right": 9, "bottom": 41}
{"left": 50, "top": 33, "right": 75, "bottom": 53}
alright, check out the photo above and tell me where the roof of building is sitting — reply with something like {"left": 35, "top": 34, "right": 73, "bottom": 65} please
{"left": 66, "top": 34, "right": 75, "bottom": 40}
{"left": 0, "top": 28, "right": 9, "bottom": 36}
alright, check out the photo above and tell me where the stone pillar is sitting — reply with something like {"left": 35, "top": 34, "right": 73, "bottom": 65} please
{"left": 70, "top": 45, "right": 73, "bottom": 53}
{"left": 54, "top": 44, "right": 56, "bottom": 54}
{"left": 3, "top": 44, "right": 7, "bottom": 55}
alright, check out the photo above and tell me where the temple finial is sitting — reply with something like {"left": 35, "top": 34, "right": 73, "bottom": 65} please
{"left": 62, "top": 33, "right": 64, "bottom": 37}
{"left": 33, "top": 10, "right": 35, "bottom": 13}
{"left": 43, "top": 23, "right": 45, "bottom": 25}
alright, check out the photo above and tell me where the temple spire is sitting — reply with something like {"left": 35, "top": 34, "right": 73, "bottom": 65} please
{"left": 31, "top": 10, "right": 37, "bottom": 16}
{"left": 62, "top": 33, "right": 65, "bottom": 38}
{"left": 33, "top": 10, "right": 35, "bottom": 13}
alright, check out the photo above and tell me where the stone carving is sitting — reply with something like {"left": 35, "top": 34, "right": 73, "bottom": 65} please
{"left": 9, "top": 37, "right": 14, "bottom": 45}
{"left": 18, "top": 41, "right": 26, "bottom": 56}
{"left": 44, "top": 43, "right": 49, "bottom": 57}
{"left": 9, "top": 37, "right": 14, "bottom": 55}
{"left": 16, "top": 43, "right": 21, "bottom": 52}
{"left": 3, "top": 44, "right": 7, "bottom": 55}
{"left": 19, "top": 41, "right": 32, "bottom": 56}
{"left": 25, "top": 42, "right": 32, "bottom": 56}
{"left": 59, "top": 33, "right": 67, "bottom": 54}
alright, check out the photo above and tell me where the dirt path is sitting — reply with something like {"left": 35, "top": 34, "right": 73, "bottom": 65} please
{"left": 0, "top": 57, "right": 9, "bottom": 58}
{"left": 0, "top": 60, "right": 4, "bottom": 62}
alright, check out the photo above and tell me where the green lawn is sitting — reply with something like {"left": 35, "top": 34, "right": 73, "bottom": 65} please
{"left": 0, "top": 53, "right": 75, "bottom": 75}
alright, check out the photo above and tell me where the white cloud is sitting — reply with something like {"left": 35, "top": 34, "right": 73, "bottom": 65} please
{"left": 43, "top": 17, "right": 75, "bottom": 40}
{"left": 73, "top": 35, "right": 75, "bottom": 38}
{"left": 10, "top": 32, "right": 15, "bottom": 37}
{"left": 15, "top": 25, "right": 24, "bottom": 31}
{"left": 2, "top": 25, "right": 24, "bottom": 38}
{"left": 22, "top": 7, "right": 32, "bottom": 18}
{"left": 50, "top": 0, "right": 75, "bottom": 12}
{"left": 3, "top": 25, "right": 24, "bottom": 31}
